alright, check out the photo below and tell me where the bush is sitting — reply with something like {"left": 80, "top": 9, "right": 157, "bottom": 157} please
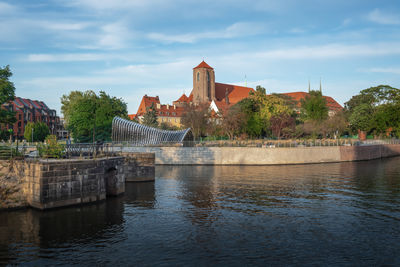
{"left": 37, "top": 135, "right": 64, "bottom": 158}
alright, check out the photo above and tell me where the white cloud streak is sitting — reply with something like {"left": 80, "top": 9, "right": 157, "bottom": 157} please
{"left": 368, "top": 67, "right": 400, "bottom": 75}
{"left": 148, "top": 22, "right": 267, "bottom": 43}
{"left": 367, "top": 9, "right": 400, "bottom": 25}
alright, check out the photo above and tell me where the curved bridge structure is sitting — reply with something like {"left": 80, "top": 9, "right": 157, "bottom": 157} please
{"left": 111, "top": 116, "right": 193, "bottom": 145}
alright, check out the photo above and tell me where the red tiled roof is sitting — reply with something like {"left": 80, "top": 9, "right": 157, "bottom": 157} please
{"left": 193, "top": 61, "right": 213, "bottom": 70}
{"left": 213, "top": 100, "right": 233, "bottom": 114}
{"left": 281, "top": 92, "right": 343, "bottom": 110}
{"left": 215, "top": 83, "right": 254, "bottom": 104}
{"left": 176, "top": 94, "right": 189, "bottom": 102}
{"left": 136, "top": 95, "right": 160, "bottom": 116}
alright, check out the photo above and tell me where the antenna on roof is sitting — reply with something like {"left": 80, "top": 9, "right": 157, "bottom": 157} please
{"left": 308, "top": 79, "right": 311, "bottom": 93}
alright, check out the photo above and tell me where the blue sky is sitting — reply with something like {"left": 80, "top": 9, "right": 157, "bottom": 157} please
{"left": 1, "top": 0, "right": 400, "bottom": 115}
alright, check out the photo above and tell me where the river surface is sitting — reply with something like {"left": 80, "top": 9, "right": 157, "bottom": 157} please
{"left": 1, "top": 157, "right": 400, "bottom": 266}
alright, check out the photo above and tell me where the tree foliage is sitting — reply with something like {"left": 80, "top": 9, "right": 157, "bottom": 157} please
{"left": 0, "top": 65, "right": 16, "bottom": 125}
{"left": 345, "top": 85, "right": 400, "bottom": 137}
{"left": 181, "top": 103, "right": 210, "bottom": 139}
{"left": 300, "top": 90, "right": 328, "bottom": 122}
{"left": 61, "top": 90, "right": 128, "bottom": 143}
{"left": 24, "top": 122, "right": 50, "bottom": 142}
{"left": 141, "top": 103, "right": 159, "bottom": 128}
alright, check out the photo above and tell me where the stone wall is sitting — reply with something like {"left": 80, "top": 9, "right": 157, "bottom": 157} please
{"left": 14, "top": 157, "right": 126, "bottom": 210}
{"left": 122, "top": 153, "right": 155, "bottom": 182}
{"left": 121, "top": 144, "right": 400, "bottom": 165}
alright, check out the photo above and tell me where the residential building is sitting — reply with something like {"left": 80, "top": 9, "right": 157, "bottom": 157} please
{"left": 2, "top": 97, "right": 64, "bottom": 140}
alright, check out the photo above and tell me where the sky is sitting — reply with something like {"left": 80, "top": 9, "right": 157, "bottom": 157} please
{"left": 1, "top": 0, "right": 400, "bottom": 116}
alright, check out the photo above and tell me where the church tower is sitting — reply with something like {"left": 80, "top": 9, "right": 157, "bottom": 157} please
{"left": 192, "top": 61, "right": 215, "bottom": 104}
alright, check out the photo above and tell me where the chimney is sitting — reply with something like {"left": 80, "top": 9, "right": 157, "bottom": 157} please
{"left": 156, "top": 103, "right": 161, "bottom": 109}
{"left": 173, "top": 105, "right": 176, "bottom": 109}
{"left": 225, "top": 88, "right": 229, "bottom": 104}
{"left": 167, "top": 104, "right": 169, "bottom": 109}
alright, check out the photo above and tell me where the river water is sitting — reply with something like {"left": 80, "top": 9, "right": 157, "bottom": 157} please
{"left": 1, "top": 157, "right": 400, "bottom": 266}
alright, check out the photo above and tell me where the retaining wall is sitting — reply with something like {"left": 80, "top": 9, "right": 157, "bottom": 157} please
{"left": 121, "top": 144, "right": 400, "bottom": 165}
{"left": 122, "top": 152, "right": 155, "bottom": 182}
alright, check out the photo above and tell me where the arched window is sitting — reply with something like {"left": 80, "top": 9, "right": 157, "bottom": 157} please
{"left": 197, "top": 72, "right": 200, "bottom": 81}
{"left": 207, "top": 71, "right": 210, "bottom": 81}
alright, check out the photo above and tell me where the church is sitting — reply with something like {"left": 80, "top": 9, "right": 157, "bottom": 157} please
{"left": 130, "top": 61, "right": 342, "bottom": 127}
{"left": 131, "top": 61, "right": 254, "bottom": 126}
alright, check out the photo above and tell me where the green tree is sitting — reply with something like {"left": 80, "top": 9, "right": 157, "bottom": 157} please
{"left": 348, "top": 104, "right": 374, "bottom": 132}
{"left": 300, "top": 90, "right": 328, "bottom": 122}
{"left": 141, "top": 103, "right": 159, "bottom": 128}
{"left": 181, "top": 103, "right": 210, "bottom": 139}
{"left": 61, "top": 90, "right": 127, "bottom": 143}
{"left": 24, "top": 122, "right": 50, "bottom": 142}
{"left": 345, "top": 85, "right": 400, "bottom": 136}
{"left": 0, "top": 65, "right": 16, "bottom": 125}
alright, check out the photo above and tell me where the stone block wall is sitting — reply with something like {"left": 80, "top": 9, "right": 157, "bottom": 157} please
{"left": 121, "top": 144, "right": 400, "bottom": 165}
{"left": 14, "top": 157, "right": 125, "bottom": 210}
{"left": 122, "top": 153, "right": 155, "bottom": 182}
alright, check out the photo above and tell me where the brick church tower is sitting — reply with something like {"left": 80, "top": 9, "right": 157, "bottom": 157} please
{"left": 192, "top": 61, "right": 215, "bottom": 104}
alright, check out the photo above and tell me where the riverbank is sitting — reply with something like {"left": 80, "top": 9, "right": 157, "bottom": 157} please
{"left": 121, "top": 143, "right": 400, "bottom": 165}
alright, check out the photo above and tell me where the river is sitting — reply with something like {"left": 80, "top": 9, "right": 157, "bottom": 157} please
{"left": 1, "top": 157, "right": 400, "bottom": 266}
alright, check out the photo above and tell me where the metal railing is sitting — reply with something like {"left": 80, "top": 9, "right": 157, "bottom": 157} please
{"left": 110, "top": 138, "right": 400, "bottom": 148}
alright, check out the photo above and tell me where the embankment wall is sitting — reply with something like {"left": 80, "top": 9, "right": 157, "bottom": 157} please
{"left": 13, "top": 157, "right": 126, "bottom": 210}
{"left": 121, "top": 144, "right": 400, "bottom": 165}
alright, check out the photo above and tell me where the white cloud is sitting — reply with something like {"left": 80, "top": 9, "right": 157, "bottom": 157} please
{"left": 65, "top": 0, "right": 174, "bottom": 11}
{"left": 148, "top": 22, "right": 267, "bottom": 43}
{"left": 43, "top": 22, "right": 90, "bottom": 31}
{"left": 97, "top": 21, "right": 132, "bottom": 49}
{"left": 256, "top": 43, "right": 400, "bottom": 60}
{"left": 367, "top": 9, "right": 400, "bottom": 25}
{"left": 367, "top": 67, "right": 400, "bottom": 75}
{"left": 0, "top": 2, "right": 18, "bottom": 15}
{"left": 26, "top": 53, "right": 110, "bottom": 62}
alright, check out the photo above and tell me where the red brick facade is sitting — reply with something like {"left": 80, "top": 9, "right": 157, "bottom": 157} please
{"left": 2, "top": 97, "right": 62, "bottom": 140}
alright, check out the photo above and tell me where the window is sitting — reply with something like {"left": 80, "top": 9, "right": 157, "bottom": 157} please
{"left": 18, "top": 114, "right": 21, "bottom": 120}
{"left": 197, "top": 72, "right": 200, "bottom": 81}
{"left": 207, "top": 71, "right": 210, "bottom": 81}
{"left": 18, "top": 122, "right": 21, "bottom": 127}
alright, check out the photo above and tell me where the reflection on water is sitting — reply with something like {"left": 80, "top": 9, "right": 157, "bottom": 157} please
{"left": 1, "top": 158, "right": 400, "bottom": 265}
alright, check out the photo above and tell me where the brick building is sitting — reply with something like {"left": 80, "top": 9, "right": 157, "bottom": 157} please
{"left": 131, "top": 61, "right": 342, "bottom": 127}
{"left": 132, "top": 61, "right": 254, "bottom": 126}
{"left": 2, "top": 97, "right": 63, "bottom": 140}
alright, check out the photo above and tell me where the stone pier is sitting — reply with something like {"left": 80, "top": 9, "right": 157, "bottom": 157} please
{"left": 1, "top": 152, "right": 155, "bottom": 210}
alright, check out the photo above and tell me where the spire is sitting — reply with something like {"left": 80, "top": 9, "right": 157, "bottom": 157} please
{"left": 319, "top": 77, "right": 322, "bottom": 93}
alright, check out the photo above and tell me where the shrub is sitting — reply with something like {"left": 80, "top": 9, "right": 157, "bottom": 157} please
{"left": 37, "top": 135, "right": 64, "bottom": 158}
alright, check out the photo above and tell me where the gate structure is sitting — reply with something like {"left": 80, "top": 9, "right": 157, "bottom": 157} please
{"left": 111, "top": 116, "right": 193, "bottom": 145}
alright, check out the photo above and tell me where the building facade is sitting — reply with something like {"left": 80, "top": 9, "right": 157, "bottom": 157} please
{"left": 2, "top": 97, "right": 64, "bottom": 140}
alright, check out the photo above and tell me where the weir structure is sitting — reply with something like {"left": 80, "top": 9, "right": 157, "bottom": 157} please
{"left": 111, "top": 116, "right": 193, "bottom": 145}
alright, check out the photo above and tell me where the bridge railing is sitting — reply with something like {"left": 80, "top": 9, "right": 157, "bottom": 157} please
{"left": 64, "top": 143, "right": 117, "bottom": 158}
